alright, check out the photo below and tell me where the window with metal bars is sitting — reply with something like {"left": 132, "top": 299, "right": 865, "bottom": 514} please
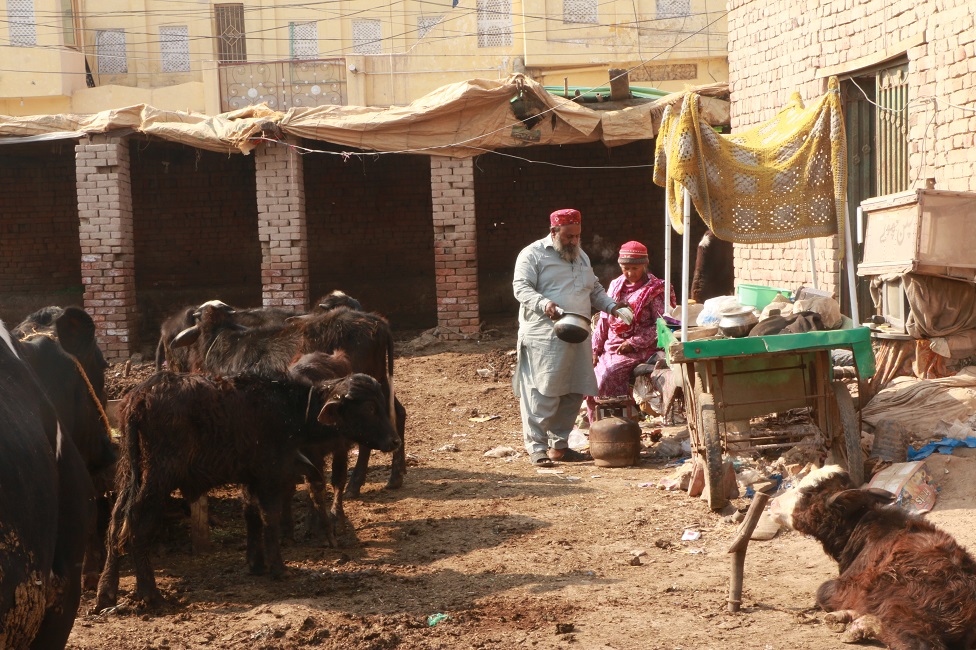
{"left": 477, "top": 0, "right": 512, "bottom": 48}
{"left": 563, "top": 0, "right": 597, "bottom": 24}
{"left": 215, "top": 3, "right": 247, "bottom": 63}
{"left": 7, "top": 0, "right": 37, "bottom": 46}
{"left": 876, "top": 63, "right": 909, "bottom": 196}
{"left": 96, "top": 29, "right": 127, "bottom": 74}
{"left": 352, "top": 19, "right": 382, "bottom": 54}
{"left": 290, "top": 21, "right": 318, "bottom": 59}
{"left": 160, "top": 26, "right": 190, "bottom": 72}
{"left": 656, "top": 0, "right": 690, "bottom": 19}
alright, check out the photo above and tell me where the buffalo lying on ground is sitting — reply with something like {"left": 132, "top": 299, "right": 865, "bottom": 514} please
{"left": 0, "top": 318, "right": 95, "bottom": 648}
{"left": 770, "top": 465, "right": 976, "bottom": 648}
{"left": 95, "top": 370, "right": 399, "bottom": 610}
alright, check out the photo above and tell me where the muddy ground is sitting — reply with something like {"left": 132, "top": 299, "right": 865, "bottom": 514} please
{"left": 67, "top": 325, "right": 976, "bottom": 650}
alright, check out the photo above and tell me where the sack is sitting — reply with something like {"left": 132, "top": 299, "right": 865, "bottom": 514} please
{"left": 696, "top": 295, "right": 740, "bottom": 327}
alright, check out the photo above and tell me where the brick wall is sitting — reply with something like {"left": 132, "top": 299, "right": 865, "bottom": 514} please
{"left": 255, "top": 139, "right": 309, "bottom": 312}
{"left": 474, "top": 140, "right": 706, "bottom": 315}
{"left": 431, "top": 156, "right": 479, "bottom": 337}
{"left": 728, "top": 0, "right": 976, "bottom": 295}
{"left": 303, "top": 143, "right": 435, "bottom": 329}
{"left": 0, "top": 141, "right": 83, "bottom": 324}
{"left": 130, "top": 139, "right": 261, "bottom": 351}
{"left": 76, "top": 134, "right": 136, "bottom": 359}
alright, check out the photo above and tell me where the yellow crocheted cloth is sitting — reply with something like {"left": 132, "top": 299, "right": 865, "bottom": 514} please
{"left": 653, "top": 76, "right": 847, "bottom": 251}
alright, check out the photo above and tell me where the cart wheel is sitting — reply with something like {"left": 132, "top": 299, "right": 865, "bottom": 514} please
{"left": 832, "top": 381, "right": 865, "bottom": 487}
{"left": 694, "top": 384, "right": 728, "bottom": 511}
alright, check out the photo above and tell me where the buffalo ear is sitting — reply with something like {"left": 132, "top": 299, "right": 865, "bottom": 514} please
{"left": 827, "top": 488, "right": 896, "bottom": 514}
{"left": 172, "top": 325, "right": 201, "bottom": 348}
{"left": 55, "top": 306, "right": 97, "bottom": 356}
{"left": 317, "top": 395, "right": 342, "bottom": 426}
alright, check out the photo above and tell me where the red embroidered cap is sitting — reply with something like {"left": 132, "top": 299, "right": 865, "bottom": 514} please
{"left": 618, "top": 240, "right": 649, "bottom": 264}
{"left": 550, "top": 208, "right": 582, "bottom": 227}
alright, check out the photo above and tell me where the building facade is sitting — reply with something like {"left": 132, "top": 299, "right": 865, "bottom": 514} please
{"left": 727, "top": 0, "right": 976, "bottom": 306}
{"left": 1, "top": 0, "right": 727, "bottom": 115}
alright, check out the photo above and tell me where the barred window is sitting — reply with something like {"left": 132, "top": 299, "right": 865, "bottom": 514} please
{"left": 96, "top": 29, "right": 127, "bottom": 74}
{"left": 563, "top": 0, "right": 597, "bottom": 24}
{"left": 160, "top": 26, "right": 190, "bottom": 72}
{"left": 352, "top": 19, "right": 382, "bottom": 54}
{"left": 417, "top": 15, "right": 443, "bottom": 40}
{"left": 477, "top": 0, "right": 512, "bottom": 48}
{"left": 214, "top": 3, "right": 247, "bottom": 63}
{"left": 7, "top": 0, "right": 37, "bottom": 46}
{"left": 656, "top": 0, "right": 690, "bottom": 19}
{"left": 290, "top": 21, "right": 318, "bottom": 59}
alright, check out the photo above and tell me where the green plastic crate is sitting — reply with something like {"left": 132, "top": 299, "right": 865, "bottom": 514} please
{"left": 737, "top": 283, "right": 792, "bottom": 310}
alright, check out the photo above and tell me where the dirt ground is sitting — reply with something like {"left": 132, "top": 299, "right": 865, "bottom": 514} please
{"left": 67, "top": 325, "right": 976, "bottom": 650}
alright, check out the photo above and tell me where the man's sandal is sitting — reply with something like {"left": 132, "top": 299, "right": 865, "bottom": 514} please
{"left": 548, "top": 448, "right": 591, "bottom": 463}
{"left": 530, "top": 451, "right": 555, "bottom": 467}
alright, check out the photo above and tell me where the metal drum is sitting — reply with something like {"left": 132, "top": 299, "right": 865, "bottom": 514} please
{"left": 588, "top": 416, "right": 641, "bottom": 467}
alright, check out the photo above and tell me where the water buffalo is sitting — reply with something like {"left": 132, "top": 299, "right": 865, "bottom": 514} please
{"left": 0, "top": 319, "right": 95, "bottom": 648}
{"left": 95, "top": 370, "right": 399, "bottom": 610}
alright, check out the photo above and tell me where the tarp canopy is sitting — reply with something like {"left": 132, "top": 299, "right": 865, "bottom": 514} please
{"left": 0, "top": 75, "right": 728, "bottom": 157}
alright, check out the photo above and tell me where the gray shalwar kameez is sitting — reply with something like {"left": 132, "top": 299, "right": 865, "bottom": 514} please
{"left": 513, "top": 235, "right": 617, "bottom": 455}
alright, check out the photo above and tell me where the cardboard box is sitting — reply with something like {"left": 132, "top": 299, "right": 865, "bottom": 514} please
{"left": 867, "top": 461, "right": 938, "bottom": 514}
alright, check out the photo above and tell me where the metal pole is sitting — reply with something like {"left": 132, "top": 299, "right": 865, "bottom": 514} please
{"left": 807, "top": 239, "right": 819, "bottom": 290}
{"left": 681, "top": 189, "right": 692, "bottom": 342}
{"left": 664, "top": 204, "right": 672, "bottom": 316}
{"left": 844, "top": 200, "right": 860, "bottom": 322}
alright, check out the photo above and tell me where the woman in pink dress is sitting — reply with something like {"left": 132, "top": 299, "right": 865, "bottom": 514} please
{"left": 588, "top": 241, "right": 676, "bottom": 423}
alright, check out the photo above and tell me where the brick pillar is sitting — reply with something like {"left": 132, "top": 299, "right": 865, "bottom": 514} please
{"left": 255, "top": 139, "right": 309, "bottom": 311}
{"left": 430, "top": 156, "right": 480, "bottom": 338}
{"left": 75, "top": 134, "right": 136, "bottom": 360}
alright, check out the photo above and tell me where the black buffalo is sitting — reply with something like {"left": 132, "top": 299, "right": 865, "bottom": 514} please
{"left": 0, "top": 319, "right": 95, "bottom": 648}
{"left": 95, "top": 370, "right": 399, "bottom": 610}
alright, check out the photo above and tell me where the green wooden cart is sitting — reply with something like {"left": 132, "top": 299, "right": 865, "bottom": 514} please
{"left": 658, "top": 318, "right": 876, "bottom": 510}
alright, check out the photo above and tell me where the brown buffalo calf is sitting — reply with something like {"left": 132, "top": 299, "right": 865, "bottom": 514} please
{"left": 94, "top": 370, "right": 399, "bottom": 611}
{"left": 770, "top": 465, "right": 976, "bottom": 649}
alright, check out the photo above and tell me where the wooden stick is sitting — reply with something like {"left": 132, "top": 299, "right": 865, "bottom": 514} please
{"left": 727, "top": 491, "right": 771, "bottom": 612}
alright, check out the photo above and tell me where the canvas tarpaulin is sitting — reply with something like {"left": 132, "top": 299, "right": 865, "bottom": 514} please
{"left": 652, "top": 76, "right": 847, "bottom": 249}
{"left": 0, "top": 75, "right": 729, "bottom": 157}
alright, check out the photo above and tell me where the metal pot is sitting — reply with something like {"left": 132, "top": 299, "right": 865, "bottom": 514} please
{"left": 553, "top": 310, "right": 591, "bottom": 343}
{"left": 718, "top": 306, "right": 758, "bottom": 338}
{"left": 589, "top": 416, "right": 641, "bottom": 467}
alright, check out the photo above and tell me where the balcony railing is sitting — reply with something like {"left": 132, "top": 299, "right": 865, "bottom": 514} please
{"left": 218, "top": 58, "right": 347, "bottom": 112}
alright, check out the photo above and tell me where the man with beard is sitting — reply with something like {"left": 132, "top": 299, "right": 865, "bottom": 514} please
{"left": 513, "top": 208, "right": 632, "bottom": 467}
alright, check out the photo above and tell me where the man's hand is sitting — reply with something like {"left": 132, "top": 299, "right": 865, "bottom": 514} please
{"left": 544, "top": 301, "right": 562, "bottom": 320}
{"left": 612, "top": 302, "right": 634, "bottom": 325}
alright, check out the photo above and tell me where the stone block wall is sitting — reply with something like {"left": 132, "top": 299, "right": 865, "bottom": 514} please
{"left": 727, "top": 0, "right": 976, "bottom": 295}
{"left": 431, "top": 156, "right": 480, "bottom": 338}
{"left": 255, "top": 139, "right": 309, "bottom": 311}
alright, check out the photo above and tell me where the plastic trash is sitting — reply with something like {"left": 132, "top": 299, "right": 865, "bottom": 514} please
{"left": 681, "top": 529, "right": 701, "bottom": 541}
{"left": 483, "top": 446, "right": 517, "bottom": 458}
{"left": 427, "top": 613, "right": 450, "bottom": 627}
